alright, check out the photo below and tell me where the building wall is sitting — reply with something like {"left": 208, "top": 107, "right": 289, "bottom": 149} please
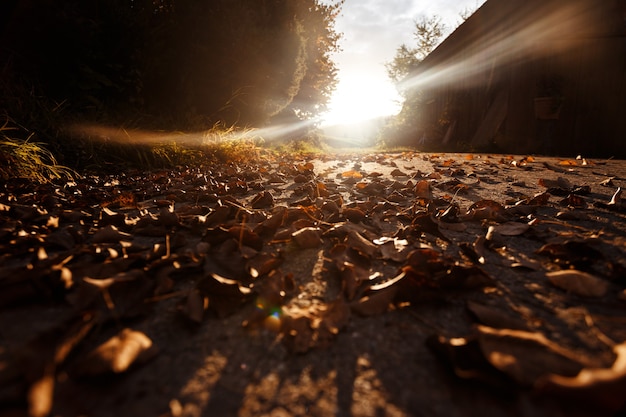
{"left": 413, "top": 0, "right": 626, "bottom": 156}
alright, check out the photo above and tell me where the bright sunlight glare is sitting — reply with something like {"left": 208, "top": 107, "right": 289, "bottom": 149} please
{"left": 321, "top": 74, "right": 401, "bottom": 127}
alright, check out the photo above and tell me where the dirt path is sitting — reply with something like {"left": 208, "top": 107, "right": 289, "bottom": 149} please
{"left": 1, "top": 151, "right": 626, "bottom": 417}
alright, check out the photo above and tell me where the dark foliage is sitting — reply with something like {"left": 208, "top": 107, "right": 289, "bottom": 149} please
{"left": 0, "top": 0, "right": 342, "bottom": 130}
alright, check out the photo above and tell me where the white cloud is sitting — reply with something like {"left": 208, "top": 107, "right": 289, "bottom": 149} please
{"left": 322, "top": 0, "right": 487, "bottom": 125}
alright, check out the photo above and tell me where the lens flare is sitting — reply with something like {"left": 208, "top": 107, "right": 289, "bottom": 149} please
{"left": 254, "top": 296, "right": 283, "bottom": 333}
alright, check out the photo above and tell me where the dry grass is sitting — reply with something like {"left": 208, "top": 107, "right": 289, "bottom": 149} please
{"left": 0, "top": 118, "right": 77, "bottom": 182}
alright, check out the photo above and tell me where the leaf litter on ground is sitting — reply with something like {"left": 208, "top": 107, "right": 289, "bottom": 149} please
{"left": 1, "top": 151, "right": 626, "bottom": 415}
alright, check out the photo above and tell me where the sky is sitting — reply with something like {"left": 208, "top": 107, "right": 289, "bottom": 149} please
{"left": 321, "top": 0, "right": 486, "bottom": 126}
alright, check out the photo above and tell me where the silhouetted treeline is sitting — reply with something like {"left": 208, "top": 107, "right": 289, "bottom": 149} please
{"left": 1, "top": 0, "right": 342, "bottom": 129}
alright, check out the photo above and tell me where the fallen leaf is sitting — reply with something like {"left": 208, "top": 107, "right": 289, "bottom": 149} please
{"left": 610, "top": 187, "right": 622, "bottom": 205}
{"left": 436, "top": 218, "right": 467, "bottom": 232}
{"left": 559, "top": 194, "right": 587, "bottom": 208}
{"left": 280, "top": 314, "right": 314, "bottom": 354}
{"left": 156, "top": 206, "right": 179, "bottom": 227}
{"left": 23, "top": 313, "right": 96, "bottom": 417}
{"left": 228, "top": 225, "right": 263, "bottom": 251}
{"left": 536, "top": 240, "right": 604, "bottom": 270}
{"left": 543, "top": 162, "right": 567, "bottom": 173}
{"left": 414, "top": 180, "right": 432, "bottom": 199}
{"left": 463, "top": 200, "right": 508, "bottom": 222}
{"left": 91, "top": 225, "right": 132, "bottom": 243}
{"left": 426, "top": 333, "right": 511, "bottom": 387}
{"left": 466, "top": 301, "right": 529, "bottom": 331}
{"left": 375, "top": 237, "right": 410, "bottom": 262}
{"left": 350, "top": 284, "right": 398, "bottom": 316}
{"left": 250, "top": 191, "right": 274, "bottom": 209}
{"left": 430, "top": 326, "right": 586, "bottom": 387}
{"left": 599, "top": 177, "right": 615, "bottom": 187}
{"left": 74, "top": 328, "right": 157, "bottom": 376}
{"left": 315, "top": 298, "right": 351, "bottom": 347}
{"left": 345, "top": 230, "right": 378, "bottom": 257}
{"left": 546, "top": 270, "right": 609, "bottom": 297}
{"left": 179, "top": 289, "right": 206, "bottom": 324}
{"left": 536, "top": 342, "right": 626, "bottom": 413}
{"left": 491, "top": 222, "right": 530, "bottom": 236}
{"left": 526, "top": 192, "right": 551, "bottom": 205}
{"left": 292, "top": 227, "right": 322, "bottom": 248}
{"left": 339, "top": 261, "right": 373, "bottom": 301}
{"left": 556, "top": 210, "right": 590, "bottom": 221}
{"left": 341, "top": 170, "right": 362, "bottom": 179}
{"left": 28, "top": 369, "right": 55, "bottom": 417}
{"left": 343, "top": 207, "right": 366, "bottom": 222}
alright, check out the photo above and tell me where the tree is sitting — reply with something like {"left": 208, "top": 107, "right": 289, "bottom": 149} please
{"left": 385, "top": 16, "right": 445, "bottom": 89}
{"left": 283, "top": 0, "right": 344, "bottom": 121}
{"left": 382, "top": 15, "right": 445, "bottom": 146}
{"left": 1, "top": 0, "right": 343, "bottom": 130}
{"left": 132, "top": 0, "right": 319, "bottom": 127}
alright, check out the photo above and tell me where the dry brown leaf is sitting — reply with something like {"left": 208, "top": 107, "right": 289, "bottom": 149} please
{"left": 492, "top": 222, "right": 530, "bottom": 236}
{"left": 345, "top": 230, "right": 378, "bottom": 257}
{"left": 28, "top": 369, "right": 54, "bottom": 417}
{"left": 555, "top": 210, "right": 590, "bottom": 221}
{"left": 157, "top": 206, "right": 180, "bottom": 227}
{"left": 343, "top": 207, "right": 366, "bottom": 222}
{"left": 179, "top": 289, "right": 206, "bottom": 324}
{"left": 599, "top": 177, "right": 615, "bottom": 187}
{"left": 466, "top": 301, "right": 529, "bottom": 331}
{"left": 280, "top": 315, "right": 314, "bottom": 354}
{"left": 291, "top": 227, "right": 322, "bottom": 248}
{"left": 527, "top": 192, "right": 551, "bottom": 205}
{"left": 315, "top": 298, "right": 351, "bottom": 347}
{"left": 339, "top": 262, "right": 372, "bottom": 301}
{"left": 609, "top": 187, "right": 622, "bottom": 205}
{"left": 390, "top": 168, "right": 407, "bottom": 177}
{"left": 463, "top": 200, "right": 508, "bottom": 222}
{"left": 250, "top": 190, "right": 274, "bottom": 209}
{"left": 375, "top": 237, "right": 409, "bottom": 262}
{"left": 546, "top": 270, "right": 609, "bottom": 297}
{"left": 536, "top": 342, "right": 626, "bottom": 413}
{"left": 538, "top": 178, "right": 562, "bottom": 188}
{"left": 75, "top": 329, "right": 157, "bottom": 376}
{"left": 436, "top": 218, "right": 467, "bottom": 232}
{"left": 557, "top": 176, "right": 573, "bottom": 189}
{"left": 91, "top": 225, "right": 132, "bottom": 244}
{"left": 543, "top": 162, "right": 567, "bottom": 173}
{"left": 246, "top": 252, "right": 282, "bottom": 278}
{"left": 414, "top": 180, "right": 432, "bottom": 199}
{"left": 472, "top": 236, "right": 488, "bottom": 264}
{"left": 350, "top": 284, "right": 398, "bottom": 316}
{"left": 341, "top": 170, "right": 363, "bottom": 179}
{"left": 476, "top": 326, "right": 585, "bottom": 386}
{"left": 559, "top": 194, "right": 587, "bottom": 208}
{"left": 227, "top": 225, "right": 263, "bottom": 251}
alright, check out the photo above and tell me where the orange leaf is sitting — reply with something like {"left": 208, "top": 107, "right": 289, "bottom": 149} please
{"left": 341, "top": 170, "right": 362, "bottom": 179}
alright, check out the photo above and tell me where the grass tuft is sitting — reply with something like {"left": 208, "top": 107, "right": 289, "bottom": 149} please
{"left": 0, "top": 118, "right": 77, "bottom": 182}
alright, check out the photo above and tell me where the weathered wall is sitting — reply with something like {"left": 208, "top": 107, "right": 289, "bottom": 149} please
{"left": 413, "top": 0, "right": 626, "bottom": 156}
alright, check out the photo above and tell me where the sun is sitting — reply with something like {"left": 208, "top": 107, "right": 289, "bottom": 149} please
{"left": 321, "top": 74, "right": 400, "bottom": 127}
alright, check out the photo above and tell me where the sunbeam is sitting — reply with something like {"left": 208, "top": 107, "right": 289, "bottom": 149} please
{"left": 68, "top": 118, "right": 319, "bottom": 148}
{"left": 399, "top": 1, "right": 595, "bottom": 93}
